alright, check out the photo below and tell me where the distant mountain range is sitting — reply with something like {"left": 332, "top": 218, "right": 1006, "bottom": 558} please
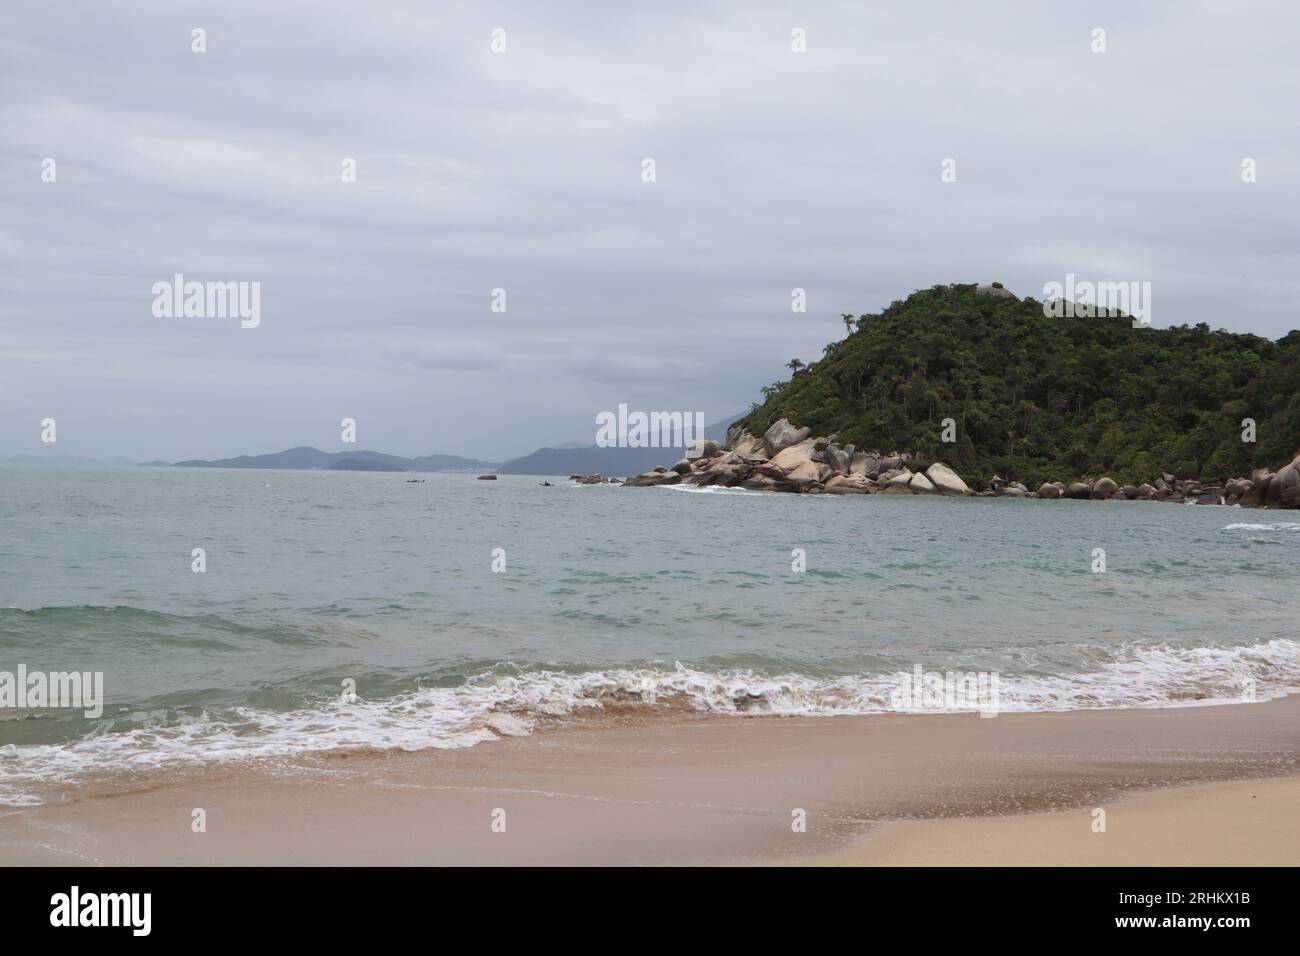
{"left": 161, "top": 446, "right": 498, "bottom": 473}
{"left": 4, "top": 413, "right": 748, "bottom": 476}
{"left": 495, "top": 413, "right": 745, "bottom": 476}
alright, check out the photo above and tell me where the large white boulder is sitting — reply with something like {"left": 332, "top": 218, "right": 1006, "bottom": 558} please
{"left": 925, "top": 462, "right": 972, "bottom": 497}
{"left": 909, "top": 471, "right": 938, "bottom": 494}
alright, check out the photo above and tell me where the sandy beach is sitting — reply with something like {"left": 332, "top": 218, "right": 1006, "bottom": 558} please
{"left": 815, "top": 775, "right": 1300, "bottom": 866}
{"left": 1, "top": 696, "right": 1296, "bottom": 866}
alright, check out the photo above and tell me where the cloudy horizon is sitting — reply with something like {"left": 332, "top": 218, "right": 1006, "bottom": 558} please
{"left": 3, "top": 1, "right": 1297, "bottom": 462}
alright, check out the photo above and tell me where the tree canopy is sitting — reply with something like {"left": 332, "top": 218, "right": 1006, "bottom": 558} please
{"left": 739, "top": 283, "right": 1300, "bottom": 487}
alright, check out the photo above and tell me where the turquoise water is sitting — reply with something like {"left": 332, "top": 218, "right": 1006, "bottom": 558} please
{"left": 1, "top": 465, "right": 1297, "bottom": 804}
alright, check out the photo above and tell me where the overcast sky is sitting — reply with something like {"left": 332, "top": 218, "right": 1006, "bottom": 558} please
{"left": 2, "top": 1, "right": 1297, "bottom": 462}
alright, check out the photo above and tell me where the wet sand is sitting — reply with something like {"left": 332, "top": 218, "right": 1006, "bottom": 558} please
{"left": 1, "top": 697, "right": 1297, "bottom": 865}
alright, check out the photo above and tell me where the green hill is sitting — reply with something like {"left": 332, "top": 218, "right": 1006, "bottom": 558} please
{"left": 738, "top": 283, "right": 1300, "bottom": 488}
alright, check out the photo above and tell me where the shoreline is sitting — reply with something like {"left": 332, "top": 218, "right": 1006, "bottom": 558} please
{"left": 619, "top": 419, "right": 1300, "bottom": 510}
{"left": 2, "top": 696, "right": 1296, "bottom": 865}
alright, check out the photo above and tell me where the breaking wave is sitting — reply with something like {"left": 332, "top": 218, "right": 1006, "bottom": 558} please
{"left": 4, "top": 639, "right": 1297, "bottom": 806}
{"left": 1224, "top": 522, "right": 1300, "bottom": 532}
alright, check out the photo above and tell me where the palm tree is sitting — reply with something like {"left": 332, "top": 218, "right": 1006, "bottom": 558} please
{"left": 786, "top": 358, "right": 805, "bottom": 374}
{"left": 841, "top": 313, "right": 855, "bottom": 335}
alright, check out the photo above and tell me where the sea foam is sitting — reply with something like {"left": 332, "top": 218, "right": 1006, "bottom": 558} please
{"left": 3, "top": 639, "right": 1297, "bottom": 806}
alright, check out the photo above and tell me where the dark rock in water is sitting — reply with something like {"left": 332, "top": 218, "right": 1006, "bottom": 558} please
{"left": 622, "top": 470, "right": 681, "bottom": 487}
{"left": 1225, "top": 478, "right": 1251, "bottom": 499}
{"left": 477, "top": 474, "right": 497, "bottom": 480}
{"left": 1091, "top": 476, "right": 1119, "bottom": 499}
{"left": 1065, "top": 481, "right": 1092, "bottom": 499}
{"left": 1264, "top": 455, "right": 1300, "bottom": 505}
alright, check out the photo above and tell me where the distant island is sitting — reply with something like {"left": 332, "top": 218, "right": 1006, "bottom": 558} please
{"left": 162, "top": 447, "right": 499, "bottom": 473}
{"left": 120, "top": 414, "right": 746, "bottom": 476}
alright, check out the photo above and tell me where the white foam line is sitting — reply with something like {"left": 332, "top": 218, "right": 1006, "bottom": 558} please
{"left": 1224, "top": 522, "right": 1300, "bottom": 531}
{"left": 3, "top": 639, "right": 1297, "bottom": 805}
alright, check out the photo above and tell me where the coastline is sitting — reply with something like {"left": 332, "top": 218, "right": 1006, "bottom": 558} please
{"left": 2, "top": 696, "right": 1296, "bottom": 866}
{"left": 619, "top": 419, "right": 1300, "bottom": 511}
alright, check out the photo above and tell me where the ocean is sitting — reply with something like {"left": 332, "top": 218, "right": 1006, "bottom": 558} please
{"left": 2, "top": 465, "right": 1297, "bottom": 806}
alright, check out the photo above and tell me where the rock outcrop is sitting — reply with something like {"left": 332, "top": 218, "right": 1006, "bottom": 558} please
{"left": 762, "top": 418, "right": 811, "bottom": 458}
{"left": 926, "top": 462, "right": 973, "bottom": 496}
{"left": 974, "top": 282, "right": 1020, "bottom": 301}
{"left": 617, "top": 422, "right": 1297, "bottom": 509}
{"left": 1091, "top": 477, "right": 1119, "bottom": 499}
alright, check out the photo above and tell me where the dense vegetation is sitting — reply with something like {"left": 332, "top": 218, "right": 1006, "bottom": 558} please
{"left": 739, "top": 284, "right": 1300, "bottom": 487}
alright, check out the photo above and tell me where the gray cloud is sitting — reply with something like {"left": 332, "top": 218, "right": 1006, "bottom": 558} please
{"left": 2, "top": 1, "right": 1297, "bottom": 461}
